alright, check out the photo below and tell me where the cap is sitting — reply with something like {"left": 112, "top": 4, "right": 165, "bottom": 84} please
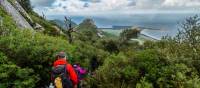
{"left": 57, "top": 51, "right": 67, "bottom": 58}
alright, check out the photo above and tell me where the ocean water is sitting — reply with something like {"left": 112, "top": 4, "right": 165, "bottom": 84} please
{"left": 47, "top": 13, "right": 200, "bottom": 39}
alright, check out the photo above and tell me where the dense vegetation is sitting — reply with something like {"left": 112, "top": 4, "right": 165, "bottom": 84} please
{"left": 1, "top": 1, "right": 200, "bottom": 88}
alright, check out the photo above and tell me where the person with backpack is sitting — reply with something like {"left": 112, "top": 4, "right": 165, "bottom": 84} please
{"left": 73, "top": 63, "right": 88, "bottom": 88}
{"left": 51, "top": 52, "right": 78, "bottom": 88}
{"left": 90, "top": 56, "right": 99, "bottom": 74}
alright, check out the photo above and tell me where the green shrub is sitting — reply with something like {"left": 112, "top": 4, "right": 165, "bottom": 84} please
{"left": 136, "top": 77, "right": 153, "bottom": 88}
{"left": 2, "top": 2, "right": 200, "bottom": 87}
{"left": 88, "top": 53, "right": 139, "bottom": 88}
{"left": 0, "top": 29, "right": 76, "bottom": 87}
{"left": 0, "top": 52, "right": 38, "bottom": 88}
{"left": 72, "top": 40, "right": 109, "bottom": 67}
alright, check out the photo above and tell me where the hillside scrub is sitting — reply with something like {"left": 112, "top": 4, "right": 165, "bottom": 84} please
{"left": 0, "top": 4, "right": 109, "bottom": 87}
{"left": 0, "top": 27, "right": 110, "bottom": 87}
{"left": 0, "top": 28, "right": 76, "bottom": 87}
{"left": 87, "top": 49, "right": 200, "bottom": 88}
{"left": 86, "top": 15, "right": 200, "bottom": 88}
{"left": 0, "top": 52, "right": 38, "bottom": 88}
{"left": 1, "top": 1, "right": 200, "bottom": 87}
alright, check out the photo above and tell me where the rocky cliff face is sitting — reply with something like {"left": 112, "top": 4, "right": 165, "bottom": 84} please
{"left": 11, "top": 0, "right": 34, "bottom": 24}
{"left": 0, "top": 0, "right": 33, "bottom": 29}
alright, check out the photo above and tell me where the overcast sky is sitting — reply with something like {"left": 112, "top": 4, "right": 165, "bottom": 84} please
{"left": 30, "top": 0, "right": 200, "bottom": 17}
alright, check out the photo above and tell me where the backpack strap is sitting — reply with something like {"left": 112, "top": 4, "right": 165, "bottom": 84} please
{"left": 64, "top": 64, "right": 68, "bottom": 77}
{"left": 62, "top": 64, "right": 73, "bottom": 88}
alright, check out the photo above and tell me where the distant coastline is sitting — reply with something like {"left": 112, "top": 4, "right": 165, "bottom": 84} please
{"left": 47, "top": 13, "right": 200, "bottom": 28}
{"left": 48, "top": 13, "right": 200, "bottom": 40}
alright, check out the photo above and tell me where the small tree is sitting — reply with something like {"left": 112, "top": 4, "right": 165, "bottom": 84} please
{"left": 64, "top": 16, "right": 74, "bottom": 43}
{"left": 175, "top": 15, "right": 200, "bottom": 57}
{"left": 165, "top": 15, "right": 200, "bottom": 74}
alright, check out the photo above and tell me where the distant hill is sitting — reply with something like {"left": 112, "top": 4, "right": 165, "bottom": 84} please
{"left": 50, "top": 19, "right": 77, "bottom": 30}
{"left": 77, "top": 18, "right": 98, "bottom": 33}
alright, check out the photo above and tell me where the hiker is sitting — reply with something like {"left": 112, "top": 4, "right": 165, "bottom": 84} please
{"left": 51, "top": 52, "right": 78, "bottom": 88}
{"left": 90, "top": 56, "right": 99, "bottom": 72}
{"left": 73, "top": 63, "right": 88, "bottom": 88}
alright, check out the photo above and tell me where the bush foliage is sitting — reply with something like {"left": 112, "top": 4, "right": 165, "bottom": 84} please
{"left": 1, "top": 2, "right": 200, "bottom": 87}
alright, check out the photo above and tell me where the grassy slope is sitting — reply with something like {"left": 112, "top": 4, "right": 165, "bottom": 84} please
{"left": 29, "top": 12, "right": 61, "bottom": 35}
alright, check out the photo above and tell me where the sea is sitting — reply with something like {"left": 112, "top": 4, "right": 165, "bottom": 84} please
{"left": 47, "top": 13, "right": 200, "bottom": 39}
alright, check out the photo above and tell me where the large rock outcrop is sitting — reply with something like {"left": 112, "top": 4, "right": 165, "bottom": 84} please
{"left": 0, "top": 0, "right": 33, "bottom": 29}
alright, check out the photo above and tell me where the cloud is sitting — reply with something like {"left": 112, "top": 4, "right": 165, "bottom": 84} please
{"left": 31, "top": 0, "right": 200, "bottom": 16}
{"left": 79, "top": 0, "right": 101, "bottom": 3}
{"left": 46, "top": 0, "right": 134, "bottom": 15}
{"left": 162, "top": 0, "right": 200, "bottom": 7}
